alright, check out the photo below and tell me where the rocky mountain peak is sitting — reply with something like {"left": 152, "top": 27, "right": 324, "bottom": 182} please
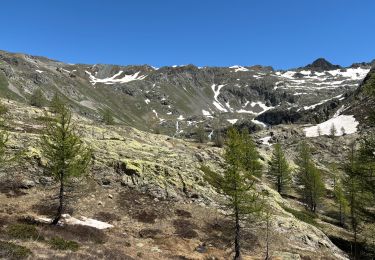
{"left": 304, "top": 58, "right": 341, "bottom": 71}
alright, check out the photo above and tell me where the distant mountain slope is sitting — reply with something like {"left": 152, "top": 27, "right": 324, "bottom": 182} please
{"left": 0, "top": 50, "right": 372, "bottom": 135}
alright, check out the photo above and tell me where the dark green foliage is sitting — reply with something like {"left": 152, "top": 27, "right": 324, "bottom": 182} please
{"left": 267, "top": 143, "right": 292, "bottom": 194}
{"left": 6, "top": 223, "right": 42, "bottom": 240}
{"left": 202, "top": 127, "right": 263, "bottom": 259}
{"left": 41, "top": 103, "right": 92, "bottom": 224}
{"left": 295, "top": 141, "right": 325, "bottom": 212}
{"left": 29, "top": 88, "right": 46, "bottom": 108}
{"left": 0, "top": 241, "right": 32, "bottom": 259}
{"left": 48, "top": 237, "right": 79, "bottom": 251}
{"left": 101, "top": 108, "right": 114, "bottom": 125}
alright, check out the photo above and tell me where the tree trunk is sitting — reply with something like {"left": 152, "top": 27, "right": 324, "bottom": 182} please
{"left": 52, "top": 177, "right": 64, "bottom": 225}
{"left": 234, "top": 207, "right": 241, "bottom": 260}
{"left": 354, "top": 227, "right": 358, "bottom": 260}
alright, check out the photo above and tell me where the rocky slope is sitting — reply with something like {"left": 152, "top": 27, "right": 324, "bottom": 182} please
{"left": 0, "top": 50, "right": 372, "bottom": 136}
{"left": 0, "top": 99, "right": 353, "bottom": 259}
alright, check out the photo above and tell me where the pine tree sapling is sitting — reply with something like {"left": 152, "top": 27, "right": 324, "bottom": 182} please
{"left": 202, "top": 128, "right": 263, "bottom": 259}
{"left": 41, "top": 103, "right": 92, "bottom": 224}
{"left": 267, "top": 143, "right": 292, "bottom": 194}
{"left": 101, "top": 108, "right": 114, "bottom": 125}
{"left": 30, "top": 88, "right": 46, "bottom": 108}
{"left": 330, "top": 123, "right": 337, "bottom": 137}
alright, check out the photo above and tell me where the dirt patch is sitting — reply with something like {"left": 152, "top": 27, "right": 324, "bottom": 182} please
{"left": 173, "top": 219, "right": 198, "bottom": 239}
{"left": 40, "top": 224, "right": 107, "bottom": 244}
{"left": 139, "top": 228, "right": 163, "bottom": 239}
{"left": 175, "top": 209, "right": 192, "bottom": 218}
{"left": 117, "top": 188, "right": 173, "bottom": 223}
{"left": 31, "top": 200, "right": 74, "bottom": 217}
{"left": 92, "top": 211, "right": 121, "bottom": 222}
{"left": 203, "top": 218, "right": 259, "bottom": 251}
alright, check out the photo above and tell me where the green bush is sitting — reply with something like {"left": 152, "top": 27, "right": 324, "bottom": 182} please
{"left": 48, "top": 237, "right": 79, "bottom": 251}
{"left": 6, "top": 223, "right": 42, "bottom": 240}
{"left": 0, "top": 241, "right": 32, "bottom": 259}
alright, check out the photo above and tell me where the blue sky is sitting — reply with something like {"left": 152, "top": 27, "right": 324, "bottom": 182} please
{"left": 1, "top": 0, "right": 374, "bottom": 69}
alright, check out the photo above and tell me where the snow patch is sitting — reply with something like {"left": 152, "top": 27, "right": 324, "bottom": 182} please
{"left": 227, "top": 119, "right": 238, "bottom": 124}
{"left": 144, "top": 99, "right": 150, "bottom": 104}
{"left": 85, "top": 70, "right": 146, "bottom": 85}
{"left": 304, "top": 115, "right": 359, "bottom": 137}
{"left": 35, "top": 70, "right": 44, "bottom": 73}
{"left": 259, "top": 136, "right": 272, "bottom": 146}
{"left": 211, "top": 84, "right": 228, "bottom": 112}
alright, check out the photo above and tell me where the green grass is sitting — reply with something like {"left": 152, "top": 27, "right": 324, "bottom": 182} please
{"left": 0, "top": 241, "right": 32, "bottom": 259}
{"left": 48, "top": 237, "right": 80, "bottom": 251}
{"left": 283, "top": 206, "right": 320, "bottom": 227}
{"left": 6, "top": 223, "right": 43, "bottom": 240}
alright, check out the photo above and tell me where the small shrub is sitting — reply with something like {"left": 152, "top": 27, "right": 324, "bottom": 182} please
{"left": 29, "top": 88, "right": 46, "bottom": 108}
{"left": 139, "top": 228, "right": 162, "bottom": 239}
{"left": 134, "top": 210, "right": 157, "bottom": 224}
{"left": 0, "top": 241, "right": 32, "bottom": 259}
{"left": 0, "top": 103, "right": 8, "bottom": 116}
{"left": 7, "top": 223, "right": 42, "bottom": 240}
{"left": 49, "top": 237, "right": 79, "bottom": 251}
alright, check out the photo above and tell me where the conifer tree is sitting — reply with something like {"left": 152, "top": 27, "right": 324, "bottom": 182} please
{"left": 101, "top": 108, "right": 114, "bottom": 125}
{"left": 330, "top": 123, "right": 337, "bottom": 137}
{"left": 295, "top": 141, "right": 325, "bottom": 212}
{"left": 333, "top": 180, "right": 348, "bottom": 226}
{"left": 50, "top": 93, "right": 64, "bottom": 113}
{"left": 343, "top": 142, "right": 373, "bottom": 258}
{"left": 30, "top": 88, "right": 46, "bottom": 108}
{"left": 41, "top": 102, "right": 92, "bottom": 224}
{"left": 202, "top": 128, "right": 263, "bottom": 259}
{"left": 267, "top": 143, "right": 291, "bottom": 194}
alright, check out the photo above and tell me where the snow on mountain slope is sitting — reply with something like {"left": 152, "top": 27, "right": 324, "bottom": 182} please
{"left": 0, "top": 50, "right": 371, "bottom": 135}
{"left": 304, "top": 115, "right": 359, "bottom": 137}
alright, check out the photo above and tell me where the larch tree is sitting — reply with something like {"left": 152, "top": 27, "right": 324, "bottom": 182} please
{"left": 342, "top": 142, "right": 372, "bottom": 259}
{"left": 30, "top": 88, "right": 46, "bottom": 108}
{"left": 330, "top": 123, "right": 337, "bottom": 137}
{"left": 267, "top": 143, "right": 292, "bottom": 194}
{"left": 101, "top": 108, "right": 114, "bottom": 125}
{"left": 333, "top": 179, "right": 349, "bottom": 226}
{"left": 202, "top": 127, "right": 263, "bottom": 259}
{"left": 295, "top": 141, "right": 325, "bottom": 212}
{"left": 41, "top": 102, "right": 92, "bottom": 224}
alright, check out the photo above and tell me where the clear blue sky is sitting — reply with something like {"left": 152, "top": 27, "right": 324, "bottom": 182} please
{"left": 1, "top": 0, "right": 374, "bottom": 69}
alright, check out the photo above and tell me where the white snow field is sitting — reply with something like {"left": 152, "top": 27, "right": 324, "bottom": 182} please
{"left": 304, "top": 115, "right": 359, "bottom": 137}
{"left": 85, "top": 70, "right": 146, "bottom": 85}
